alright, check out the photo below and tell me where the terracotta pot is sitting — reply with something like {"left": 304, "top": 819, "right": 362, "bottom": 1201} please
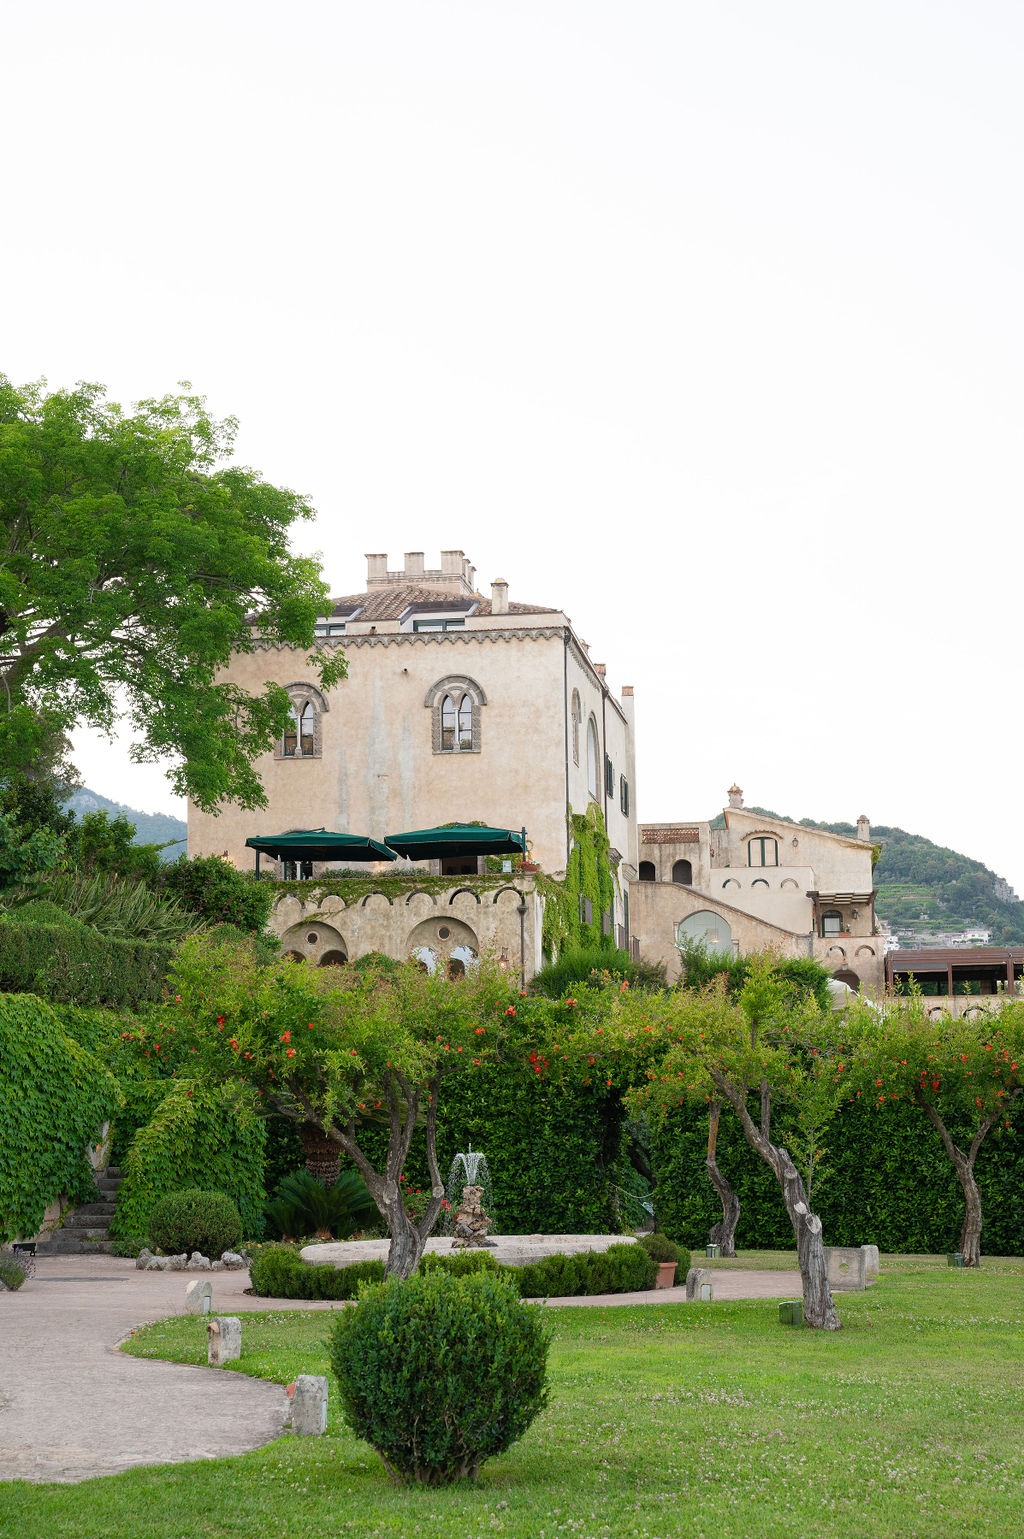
{"left": 654, "top": 1259, "right": 678, "bottom": 1289}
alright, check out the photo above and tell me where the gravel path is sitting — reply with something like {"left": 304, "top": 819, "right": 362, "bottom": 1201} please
{"left": 0, "top": 1251, "right": 802, "bottom": 1484}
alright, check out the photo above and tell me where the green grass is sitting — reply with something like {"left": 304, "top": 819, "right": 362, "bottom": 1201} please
{"left": 3, "top": 1256, "right": 1024, "bottom": 1538}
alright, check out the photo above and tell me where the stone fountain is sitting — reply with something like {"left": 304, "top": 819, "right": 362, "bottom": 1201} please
{"left": 440, "top": 1145, "right": 497, "bottom": 1239}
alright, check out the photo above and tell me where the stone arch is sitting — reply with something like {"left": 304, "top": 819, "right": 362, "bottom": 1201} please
{"left": 722, "top": 878, "right": 740, "bottom": 890}
{"left": 639, "top": 861, "right": 656, "bottom": 882}
{"left": 280, "top": 920, "right": 347, "bottom": 964}
{"left": 448, "top": 887, "right": 482, "bottom": 905}
{"left": 676, "top": 910, "right": 733, "bottom": 952}
{"left": 780, "top": 878, "right": 800, "bottom": 891}
{"left": 855, "top": 945, "right": 876, "bottom": 958}
{"left": 404, "top": 889, "right": 437, "bottom": 905}
{"left": 826, "top": 945, "right": 847, "bottom": 962}
{"left": 407, "top": 916, "right": 479, "bottom": 974}
{"left": 492, "top": 886, "right": 526, "bottom": 904}
{"left": 319, "top": 949, "right": 348, "bottom": 967}
{"left": 751, "top": 878, "right": 769, "bottom": 888}
{"left": 360, "top": 890, "right": 393, "bottom": 908}
{"left": 672, "top": 859, "right": 693, "bottom": 886}
{"left": 832, "top": 967, "right": 860, "bottom": 992}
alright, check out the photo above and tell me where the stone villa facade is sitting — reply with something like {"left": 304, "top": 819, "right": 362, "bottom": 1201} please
{"left": 634, "top": 787, "right": 884, "bottom": 996}
{"left": 188, "top": 549, "right": 639, "bottom": 980}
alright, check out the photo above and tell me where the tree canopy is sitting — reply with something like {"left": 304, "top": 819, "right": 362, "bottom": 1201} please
{"left": 0, "top": 376, "right": 344, "bottom": 809}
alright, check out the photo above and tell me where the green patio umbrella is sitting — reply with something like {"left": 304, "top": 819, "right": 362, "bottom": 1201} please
{"left": 245, "top": 829, "right": 397, "bottom": 873}
{"left": 384, "top": 824, "right": 527, "bottom": 861}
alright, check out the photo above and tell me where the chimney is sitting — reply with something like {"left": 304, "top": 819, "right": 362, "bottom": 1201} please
{"left": 366, "top": 553, "right": 388, "bottom": 584}
{"left": 491, "top": 578, "right": 509, "bottom": 614}
{"left": 728, "top": 784, "right": 744, "bottom": 809}
{"left": 857, "top": 814, "right": 871, "bottom": 841}
{"left": 404, "top": 551, "right": 425, "bottom": 578}
{"left": 621, "top": 685, "right": 633, "bottom": 697}
{"left": 441, "top": 548, "right": 465, "bottom": 577}
{"left": 463, "top": 557, "right": 476, "bottom": 591}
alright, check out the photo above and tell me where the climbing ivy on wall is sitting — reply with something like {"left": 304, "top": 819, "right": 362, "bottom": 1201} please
{"left": 111, "top": 1079, "right": 267, "bottom": 1243}
{"left": 541, "top": 805, "right": 618, "bottom": 957}
{"left": 0, "top": 992, "right": 121, "bottom": 1243}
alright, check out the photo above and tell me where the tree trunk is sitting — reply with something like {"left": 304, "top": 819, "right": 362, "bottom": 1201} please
{"left": 706, "top": 1101, "right": 740, "bottom": 1256}
{"left": 712, "top": 1072, "right": 840, "bottom": 1329}
{"left": 919, "top": 1101, "right": 996, "bottom": 1269}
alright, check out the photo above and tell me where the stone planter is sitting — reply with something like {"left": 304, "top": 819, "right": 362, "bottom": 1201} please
{"left": 654, "top": 1260, "right": 678, "bottom": 1289}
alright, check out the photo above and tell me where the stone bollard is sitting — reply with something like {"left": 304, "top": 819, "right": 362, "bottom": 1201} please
{"left": 292, "top": 1375, "right": 329, "bottom": 1436}
{"left": 206, "top": 1317, "right": 242, "bottom": 1366}
{"left": 685, "top": 1266, "right": 714, "bottom": 1301}
{"left": 705, "top": 1243, "right": 721, "bottom": 1259}
{"left": 823, "top": 1245, "right": 867, "bottom": 1290}
{"left": 185, "top": 1279, "right": 213, "bottom": 1315}
{"left": 861, "top": 1244, "right": 880, "bottom": 1279}
{"left": 947, "top": 1252, "right": 965, "bottom": 1268}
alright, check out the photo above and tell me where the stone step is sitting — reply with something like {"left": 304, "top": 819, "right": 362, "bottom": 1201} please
{"left": 66, "top": 1203, "right": 117, "bottom": 1222}
{"left": 44, "top": 1225, "right": 113, "bottom": 1243}
{"left": 35, "top": 1235, "right": 115, "bottom": 1255}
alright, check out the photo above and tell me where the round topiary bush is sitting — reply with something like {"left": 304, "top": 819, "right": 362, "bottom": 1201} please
{"left": 147, "top": 1188, "right": 242, "bottom": 1257}
{"left": 328, "top": 1270, "right": 551, "bottom": 1484}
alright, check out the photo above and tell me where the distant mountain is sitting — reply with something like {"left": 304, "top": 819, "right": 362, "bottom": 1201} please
{"left": 64, "top": 788, "right": 187, "bottom": 862}
{"left": 711, "top": 807, "right": 1024, "bottom": 948}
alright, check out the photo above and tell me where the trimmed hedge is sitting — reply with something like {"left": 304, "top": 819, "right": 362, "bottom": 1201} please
{"left": 0, "top": 920, "right": 171, "bottom": 1008}
{"left": 372, "top": 1063, "right": 626, "bottom": 1235}
{"left": 249, "top": 1244, "right": 386, "bottom": 1299}
{"left": 0, "top": 992, "right": 121, "bottom": 1243}
{"left": 652, "top": 1095, "right": 1024, "bottom": 1256}
{"left": 249, "top": 1240, "right": 656, "bottom": 1299}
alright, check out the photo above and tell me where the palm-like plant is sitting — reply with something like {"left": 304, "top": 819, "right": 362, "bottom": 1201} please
{"left": 264, "top": 1168, "right": 378, "bottom": 1242}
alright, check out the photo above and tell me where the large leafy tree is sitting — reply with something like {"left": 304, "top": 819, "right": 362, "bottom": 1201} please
{"left": 151, "top": 938, "right": 524, "bottom": 1277}
{"left": 0, "top": 377, "right": 344, "bottom": 808}
{"left": 849, "top": 997, "right": 1024, "bottom": 1266}
{"left": 554, "top": 965, "right": 846, "bottom": 1328}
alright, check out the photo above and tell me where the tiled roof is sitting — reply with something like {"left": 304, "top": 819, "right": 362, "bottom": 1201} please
{"left": 328, "top": 588, "right": 559, "bottom": 621}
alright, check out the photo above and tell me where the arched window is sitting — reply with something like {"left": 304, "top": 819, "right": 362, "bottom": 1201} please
{"left": 571, "top": 690, "right": 582, "bottom": 765}
{"left": 425, "top": 675, "right": 486, "bottom": 754}
{"left": 639, "top": 861, "right": 656, "bottom": 882}
{"left": 586, "top": 718, "right": 599, "bottom": 800}
{"left": 277, "top": 682, "right": 327, "bottom": 760}
{"left": 672, "top": 859, "right": 692, "bottom": 886}
{"left": 747, "top": 837, "right": 779, "bottom": 867}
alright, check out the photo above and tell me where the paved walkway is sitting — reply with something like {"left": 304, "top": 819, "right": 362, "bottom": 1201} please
{"left": 0, "top": 1252, "right": 802, "bottom": 1485}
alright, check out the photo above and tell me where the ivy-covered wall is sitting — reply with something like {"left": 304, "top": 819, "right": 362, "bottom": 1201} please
{"left": 0, "top": 992, "right": 121, "bottom": 1243}
{"left": 110, "top": 1080, "right": 267, "bottom": 1243}
{"left": 541, "top": 805, "right": 618, "bottom": 957}
{"left": 652, "top": 1097, "right": 1024, "bottom": 1256}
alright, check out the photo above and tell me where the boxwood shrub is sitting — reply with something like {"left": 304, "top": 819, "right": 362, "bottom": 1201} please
{"left": 148, "top": 1188, "right": 242, "bottom": 1257}
{"left": 328, "top": 1270, "right": 550, "bottom": 1484}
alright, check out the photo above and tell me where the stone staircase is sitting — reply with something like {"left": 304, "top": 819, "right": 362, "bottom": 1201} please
{"left": 34, "top": 1167, "right": 122, "bottom": 1256}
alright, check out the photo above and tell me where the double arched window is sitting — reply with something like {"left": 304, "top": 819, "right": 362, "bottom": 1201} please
{"left": 746, "top": 836, "right": 779, "bottom": 867}
{"left": 277, "top": 683, "right": 328, "bottom": 760}
{"left": 426, "top": 675, "right": 486, "bottom": 754}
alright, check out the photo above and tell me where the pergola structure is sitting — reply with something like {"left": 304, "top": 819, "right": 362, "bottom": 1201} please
{"left": 885, "top": 947, "right": 1024, "bottom": 997}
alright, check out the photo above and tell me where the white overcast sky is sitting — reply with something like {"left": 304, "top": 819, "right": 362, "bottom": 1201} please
{"left": 4, "top": 3, "right": 1024, "bottom": 891}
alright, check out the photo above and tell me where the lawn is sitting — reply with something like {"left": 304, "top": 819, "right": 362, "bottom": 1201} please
{"left": 2, "top": 1254, "right": 1023, "bottom": 1539}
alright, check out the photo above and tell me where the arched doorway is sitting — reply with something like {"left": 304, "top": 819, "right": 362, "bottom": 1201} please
{"left": 672, "top": 859, "right": 692, "bottom": 886}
